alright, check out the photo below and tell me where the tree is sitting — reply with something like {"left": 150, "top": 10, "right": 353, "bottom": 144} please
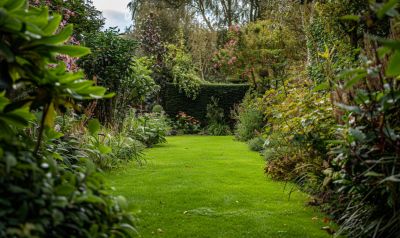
{"left": 128, "top": 0, "right": 264, "bottom": 31}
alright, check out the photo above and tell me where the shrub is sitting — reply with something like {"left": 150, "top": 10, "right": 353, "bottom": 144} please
{"left": 84, "top": 119, "right": 116, "bottom": 170}
{"left": 206, "top": 123, "right": 231, "bottom": 136}
{"left": 78, "top": 31, "right": 159, "bottom": 125}
{"left": 257, "top": 75, "right": 335, "bottom": 187}
{"left": 247, "top": 137, "right": 264, "bottom": 152}
{"left": 109, "top": 133, "right": 145, "bottom": 165}
{"left": 325, "top": 17, "right": 400, "bottom": 238}
{"left": 233, "top": 94, "right": 264, "bottom": 141}
{"left": 205, "top": 97, "right": 231, "bottom": 136}
{"left": 0, "top": 143, "right": 135, "bottom": 238}
{"left": 0, "top": 2, "right": 135, "bottom": 237}
{"left": 173, "top": 112, "right": 201, "bottom": 134}
{"left": 122, "top": 110, "right": 169, "bottom": 147}
{"left": 265, "top": 155, "right": 304, "bottom": 181}
{"left": 83, "top": 119, "right": 145, "bottom": 170}
{"left": 152, "top": 104, "right": 164, "bottom": 113}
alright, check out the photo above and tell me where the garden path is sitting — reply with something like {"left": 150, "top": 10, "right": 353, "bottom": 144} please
{"left": 106, "top": 136, "right": 331, "bottom": 238}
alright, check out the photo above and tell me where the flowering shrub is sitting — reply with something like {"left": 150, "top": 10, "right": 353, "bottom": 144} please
{"left": 212, "top": 25, "right": 241, "bottom": 81}
{"left": 213, "top": 21, "right": 298, "bottom": 89}
{"left": 173, "top": 112, "right": 201, "bottom": 134}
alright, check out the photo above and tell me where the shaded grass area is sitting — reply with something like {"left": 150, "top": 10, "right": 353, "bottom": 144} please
{"left": 106, "top": 136, "right": 331, "bottom": 238}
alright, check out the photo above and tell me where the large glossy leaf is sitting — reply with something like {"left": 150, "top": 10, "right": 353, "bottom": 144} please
{"left": 4, "top": 0, "right": 25, "bottom": 12}
{"left": 0, "top": 106, "right": 35, "bottom": 128}
{"left": 377, "top": 0, "right": 399, "bottom": 19}
{"left": 48, "top": 45, "right": 91, "bottom": 57}
{"left": 76, "top": 195, "right": 106, "bottom": 205}
{"left": 27, "top": 24, "right": 73, "bottom": 47}
{"left": 377, "top": 37, "right": 400, "bottom": 50}
{"left": 42, "top": 14, "right": 62, "bottom": 35}
{"left": 44, "top": 103, "right": 56, "bottom": 128}
{"left": 313, "top": 82, "right": 330, "bottom": 92}
{"left": 14, "top": 6, "right": 49, "bottom": 29}
{"left": 386, "top": 51, "right": 400, "bottom": 77}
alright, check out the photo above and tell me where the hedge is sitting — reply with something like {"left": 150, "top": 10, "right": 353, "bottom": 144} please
{"left": 163, "top": 83, "right": 249, "bottom": 125}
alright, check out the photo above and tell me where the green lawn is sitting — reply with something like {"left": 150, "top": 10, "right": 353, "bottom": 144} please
{"left": 106, "top": 136, "right": 331, "bottom": 238}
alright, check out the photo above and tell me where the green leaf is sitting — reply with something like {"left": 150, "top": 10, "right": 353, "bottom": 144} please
{"left": 340, "top": 15, "right": 360, "bottom": 22}
{"left": 44, "top": 103, "right": 56, "bottom": 128}
{"left": 0, "top": 0, "right": 10, "bottom": 7}
{"left": 28, "top": 24, "right": 73, "bottom": 47}
{"left": 336, "top": 103, "right": 362, "bottom": 113}
{"left": 377, "top": 0, "right": 399, "bottom": 19}
{"left": 386, "top": 51, "right": 400, "bottom": 77}
{"left": 42, "top": 14, "right": 62, "bottom": 35}
{"left": 376, "top": 38, "right": 400, "bottom": 50}
{"left": 349, "top": 128, "right": 366, "bottom": 142}
{"left": 98, "top": 144, "right": 112, "bottom": 154}
{"left": 365, "top": 172, "right": 384, "bottom": 177}
{"left": 44, "top": 126, "right": 63, "bottom": 141}
{"left": 4, "top": 153, "right": 17, "bottom": 173}
{"left": 4, "top": 0, "right": 25, "bottom": 12}
{"left": 345, "top": 72, "right": 367, "bottom": 89}
{"left": 48, "top": 45, "right": 91, "bottom": 57}
{"left": 313, "top": 82, "right": 330, "bottom": 92}
{"left": 381, "top": 175, "right": 400, "bottom": 183}
{"left": 76, "top": 195, "right": 106, "bottom": 205}
{"left": 0, "top": 42, "right": 14, "bottom": 63}
{"left": 16, "top": 6, "right": 49, "bottom": 29}
{"left": 0, "top": 106, "right": 35, "bottom": 128}
{"left": 88, "top": 119, "right": 100, "bottom": 136}
{"left": 377, "top": 47, "right": 391, "bottom": 59}
{"left": 54, "top": 184, "right": 75, "bottom": 196}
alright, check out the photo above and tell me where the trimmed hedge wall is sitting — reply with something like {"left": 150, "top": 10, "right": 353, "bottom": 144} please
{"left": 163, "top": 83, "right": 249, "bottom": 125}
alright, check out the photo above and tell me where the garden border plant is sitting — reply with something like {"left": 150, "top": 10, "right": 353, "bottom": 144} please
{"left": 0, "top": 1, "right": 135, "bottom": 237}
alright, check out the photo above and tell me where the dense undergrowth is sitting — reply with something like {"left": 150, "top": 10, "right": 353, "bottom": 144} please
{"left": 230, "top": 2, "right": 400, "bottom": 237}
{"left": 0, "top": 1, "right": 135, "bottom": 236}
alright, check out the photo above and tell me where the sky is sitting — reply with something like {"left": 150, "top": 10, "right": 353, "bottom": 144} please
{"left": 92, "top": 0, "right": 132, "bottom": 31}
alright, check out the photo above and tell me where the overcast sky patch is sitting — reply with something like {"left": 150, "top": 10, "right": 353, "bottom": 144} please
{"left": 92, "top": 0, "right": 131, "bottom": 31}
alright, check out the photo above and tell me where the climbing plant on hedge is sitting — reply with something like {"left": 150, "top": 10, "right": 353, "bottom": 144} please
{"left": 165, "top": 30, "right": 203, "bottom": 99}
{"left": 306, "top": 0, "right": 370, "bottom": 83}
{"left": 0, "top": 1, "right": 135, "bottom": 237}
